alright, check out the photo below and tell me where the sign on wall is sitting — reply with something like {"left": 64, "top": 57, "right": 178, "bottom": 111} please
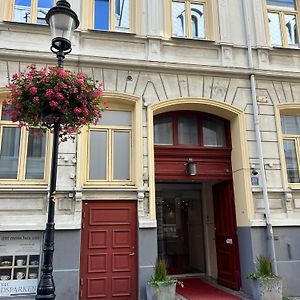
{"left": 0, "top": 231, "right": 42, "bottom": 297}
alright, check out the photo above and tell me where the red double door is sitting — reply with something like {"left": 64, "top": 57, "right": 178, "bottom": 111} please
{"left": 213, "top": 181, "right": 241, "bottom": 290}
{"left": 80, "top": 201, "right": 137, "bottom": 300}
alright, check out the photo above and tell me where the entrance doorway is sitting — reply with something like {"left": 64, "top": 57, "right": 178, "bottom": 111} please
{"left": 153, "top": 110, "right": 241, "bottom": 291}
{"left": 156, "top": 181, "right": 241, "bottom": 290}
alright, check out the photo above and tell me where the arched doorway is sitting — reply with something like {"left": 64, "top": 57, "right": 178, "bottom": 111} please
{"left": 153, "top": 110, "right": 241, "bottom": 290}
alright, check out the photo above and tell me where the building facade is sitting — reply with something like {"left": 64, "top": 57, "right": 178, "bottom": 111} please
{"left": 0, "top": 0, "right": 300, "bottom": 299}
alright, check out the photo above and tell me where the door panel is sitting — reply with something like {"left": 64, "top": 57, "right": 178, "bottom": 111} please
{"left": 213, "top": 181, "right": 241, "bottom": 290}
{"left": 80, "top": 201, "right": 137, "bottom": 299}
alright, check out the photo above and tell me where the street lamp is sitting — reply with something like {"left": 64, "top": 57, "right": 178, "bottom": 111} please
{"left": 36, "top": 1, "right": 79, "bottom": 299}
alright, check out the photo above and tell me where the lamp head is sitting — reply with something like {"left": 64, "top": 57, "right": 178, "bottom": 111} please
{"left": 46, "top": 0, "right": 79, "bottom": 55}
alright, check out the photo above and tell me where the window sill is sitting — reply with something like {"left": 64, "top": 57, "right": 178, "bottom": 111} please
{"left": 271, "top": 45, "right": 300, "bottom": 51}
{"left": 1, "top": 20, "right": 49, "bottom": 30}
{"left": 171, "top": 36, "right": 216, "bottom": 43}
{"left": 86, "top": 28, "right": 136, "bottom": 37}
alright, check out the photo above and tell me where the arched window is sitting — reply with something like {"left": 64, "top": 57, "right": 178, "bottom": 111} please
{"left": 154, "top": 111, "right": 229, "bottom": 148}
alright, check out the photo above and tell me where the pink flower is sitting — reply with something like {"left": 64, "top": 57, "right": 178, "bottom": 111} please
{"left": 29, "top": 87, "right": 37, "bottom": 95}
{"left": 55, "top": 92, "right": 64, "bottom": 101}
{"left": 71, "top": 87, "right": 78, "bottom": 94}
{"left": 2, "top": 99, "right": 7, "bottom": 106}
{"left": 15, "top": 103, "right": 22, "bottom": 110}
{"left": 33, "top": 96, "right": 39, "bottom": 104}
{"left": 45, "top": 89, "right": 54, "bottom": 100}
{"left": 76, "top": 78, "right": 84, "bottom": 85}
{"left": 73, "top": 107, "right": 82, "bottom": 115}
{"left": 49, "top": 101, "right": 58, "bottom": 108}
{"left": 12, "top": 73, "right": 19, "bottom": 80}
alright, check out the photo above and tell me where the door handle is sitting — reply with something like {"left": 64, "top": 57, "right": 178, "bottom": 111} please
{"left": 226, "top": 238, "right": 233, "bottom": 244}
{"left": 129, "top": 252, "right": 135, "bottom": 256}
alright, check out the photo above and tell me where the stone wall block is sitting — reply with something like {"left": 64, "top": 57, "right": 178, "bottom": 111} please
{"left": 116, "top": 70, "right": 129, "bottom": 93}
{"left": 231, "top": 87, "right": 252, "bottom": 111}
{"left": 188, "top": 75, "right": 204, "bottom": 97}
{"left": 93, "top": 68, "right": 104, "bottom": 85}
{"left": 291, "top": 83, "right": 300, "bottom": 102}
{"left": 160, "top": 73, "right": 181, "bottom": 99}
{"left": 273, "top": 81, "right": 287, "bottom": 103}
{"left": 0, "top": 61, "right": 8, "bottom": 87}
{"left": 281, "top": 82, "right": 294, "bottom": 103}
{"left": 143, "top": 81, "right": 160, "bottom": 106}
{"left": 211, "top": 77, "right": 230, "bottom": 101}
{"left": 125, "top": 71, "right": 140, "bottom": 94}
{"left": 103, "top": 68, "right": 117, "bottom": 91}
{"left": 257, "top": 81, "right": 280, "bottom": 104}
{"left": 203, "top": 76, "right": 213, "bottom": 99}
{"left": 178, "top": 74, "right": 189, "bottom": 98}
{"left": 80, "top": 67, "right": 94, "bottom": 79}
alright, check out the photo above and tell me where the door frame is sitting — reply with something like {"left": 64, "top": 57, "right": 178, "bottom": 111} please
{"left": 148, "top": 98, "right": 253, "bottom": 228}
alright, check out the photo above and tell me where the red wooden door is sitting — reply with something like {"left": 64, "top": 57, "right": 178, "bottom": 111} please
{"left": 213, "top": 181, "right": 241, "bottom": 290}
{"left": 80, "top": 201, "right": 137, "bottom": 300}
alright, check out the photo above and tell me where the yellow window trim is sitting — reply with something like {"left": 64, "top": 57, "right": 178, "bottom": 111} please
{"left": 165, "top": 0, "right": 216, "bottom": 40}
{"left": 79, "top": 92, "right": 143, "bottom": 188}
{"left": 275, "top": 104, "right": 300, "bottom": 189}
{"left": 6, "top": 0, "right": 57, "bottom": 24}
{"left": 0, "top": 92, "right": 51, "bottom": 185}
{"left": 83, "top": 0, "right": 138, "bottom": 33}
{"left": 264, "top": 0, "right": 300, "bottom": 48}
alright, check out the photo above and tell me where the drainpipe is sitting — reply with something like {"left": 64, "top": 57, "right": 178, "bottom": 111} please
{"left": 242, "top": 0, "right": 278, "bottom": 275}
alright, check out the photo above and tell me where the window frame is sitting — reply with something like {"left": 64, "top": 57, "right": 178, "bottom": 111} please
{"left": 154, "top": 111, "right": 231, "bottom": 149}
{"left": 87, "top": 114, "right": 133, "bottom": 183}
{"left": 86, "top": 0, "right": 136, "bottom": 33}
{"left": 280, "top": 114, "right": 300, "bottom": 184}
{"left": 264, "top": 0, "right": 300, "bottom": 48}
{"left": 7, "top": 0, "right": 55, "bottom": 24}
{"left": 81, "top": 94, "right": 142, "bottom": 187}
{"left": 166, "top": 0, "right": 215, "bottom": 40}
{"left": 0, "top": 99, "right": 50, "bottom": 184}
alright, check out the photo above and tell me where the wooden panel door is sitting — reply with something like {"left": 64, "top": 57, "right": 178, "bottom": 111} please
{"left": 80, "top": 201, "right": 137, "bottom": 300}
{"left": 213, "top": 181, "right": 241, "bottom": 290}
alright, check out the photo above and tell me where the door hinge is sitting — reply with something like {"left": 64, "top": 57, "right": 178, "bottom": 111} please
{"left": 83, "top": 212, "right": 86, "bottom": 219}
{"left": 80, "top": 278, "right": 83, "bottom": 285}
{"left": 81, "top": 223, "right": 85, "bottom": 229}
{"left": 79, "top": 289, "right": 83, "bottom": 298}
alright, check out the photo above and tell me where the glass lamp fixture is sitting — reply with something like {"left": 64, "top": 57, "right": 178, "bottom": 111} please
{"left": 46, "top": 0, "right": 79, "bottom": 64}
{"left": 186, "top": 158, "right": 197, "bottom": 176}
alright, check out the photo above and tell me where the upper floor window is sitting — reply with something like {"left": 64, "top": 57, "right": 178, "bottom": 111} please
{"left": 13, "top": 0, "right": 54, "bottom": 24}
{"left": 94, "top": 0, "right": 131, "bottom": 31}
{"left": 154, "top": 112, "right": 229, "bottom": 148}
{"left": 87, "top": 109, "right": 132, "bottom": 183}
{"left": 0, "top": 102, "right": 49, "bottom": 182}
{"left": 281, "top": 115, "right": 300, "bottom": 183}
{"left": 172, "top": 0, "right": 206, "bottom": 38}
{"left": 266, "top": 0, "right": 299, "bottom": 47}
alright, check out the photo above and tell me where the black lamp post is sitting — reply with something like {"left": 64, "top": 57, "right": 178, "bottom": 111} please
{"left": 36, "top": 1, "right": 79, "bottom": 299}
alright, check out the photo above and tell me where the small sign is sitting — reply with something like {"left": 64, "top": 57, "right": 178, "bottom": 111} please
{"left": 251, "top": 176, "right": 259, "bottom": 186}
{"left": 0, "top": 232, "right": 42, "bottom": 297}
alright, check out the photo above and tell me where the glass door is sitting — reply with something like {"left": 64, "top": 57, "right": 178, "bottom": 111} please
{"left": 156, "top": 183, "right": 205, "bottom": 275}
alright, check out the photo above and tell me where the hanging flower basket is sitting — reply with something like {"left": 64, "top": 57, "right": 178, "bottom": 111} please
{"left": 4, "top": 64, "right": 104, "bottom": 140}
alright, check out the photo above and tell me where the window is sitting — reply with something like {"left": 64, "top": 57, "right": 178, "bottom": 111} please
{"left": 87, "top": 110, "right": 132, "bottom": 182}
{"left": 12, "top": 0, "right": 54, "bottom": 24}
{"left": 93, "top": 0, "right": 132, "bottom": 31}
{"left": 154, "top": 112, "right": 228, "bottom": 148}
{"left": 281, "top": 115, "right": 300, "bottom": 183}
{"left": 0, "top": 102, "right": 48, "bottom": 182}
{"left": 266, "top": 0, "right": 299, "bottom": 47}
{"left": 172, "top": 0, "right": 206, "bottom": 39}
